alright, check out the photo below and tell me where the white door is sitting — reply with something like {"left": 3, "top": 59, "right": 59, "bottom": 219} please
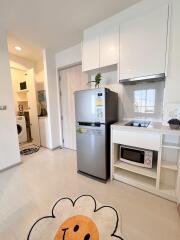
{"left": 26, "top": 68, "right": 40, "bottom": 145}
{"left": 60, "top": 65, "right": 88, "bottom": 150}
{"left": 119, "top": 3, "right": 169, "bottom": 80}
{"left": 82, "top": 26, "right": 100, "bottom": 72}
{"left": 100, "top": 24, "right": 119, "bottom": 68}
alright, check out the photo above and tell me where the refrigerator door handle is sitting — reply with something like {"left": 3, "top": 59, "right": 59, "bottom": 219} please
{"left": 78, "top": 122, "right": 101, "bottom": 127}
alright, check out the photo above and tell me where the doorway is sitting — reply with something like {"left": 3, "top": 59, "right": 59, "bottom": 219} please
{"left": 59, "top": 64, "right": 89, "bottom": 150}
{"left": 10, "top": 67, "right": 40, "bottom": 148}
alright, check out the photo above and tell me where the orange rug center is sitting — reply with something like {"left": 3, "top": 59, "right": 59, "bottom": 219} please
{"left": 54, "top": 215, "right": 99, "bottom": 240}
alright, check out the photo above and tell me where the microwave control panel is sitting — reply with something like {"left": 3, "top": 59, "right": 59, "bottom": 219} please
{"left": 144, "top": 151, "right": 153, "bottom": 168}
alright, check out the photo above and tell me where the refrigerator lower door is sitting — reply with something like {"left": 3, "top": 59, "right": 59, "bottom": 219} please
{"left": 76, "top": 124, "right": 107, "bottom": 180}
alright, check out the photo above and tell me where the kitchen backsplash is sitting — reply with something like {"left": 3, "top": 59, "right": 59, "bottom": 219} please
{"left": 122, "top": 81, "right": 165, "bottom": 121}
{"left": 89, "top": 65, "right": 165, "bottom": 122}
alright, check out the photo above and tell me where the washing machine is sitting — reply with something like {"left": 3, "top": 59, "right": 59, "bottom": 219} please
{"left": 16, "top": 116, "right": 27, "bottom": 144}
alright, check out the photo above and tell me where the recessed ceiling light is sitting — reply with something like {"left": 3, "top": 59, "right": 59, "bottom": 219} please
{"left": 15, "top": 46, "right": 22, "bottom": 51}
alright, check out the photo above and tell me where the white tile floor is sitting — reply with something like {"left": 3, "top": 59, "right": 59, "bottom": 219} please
{"left": 0, "top": 148, "right": 179, "bottom": 240}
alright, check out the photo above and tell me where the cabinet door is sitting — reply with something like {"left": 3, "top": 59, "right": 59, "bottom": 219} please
{"left": 82, "top": 27, "right": 99, "bottom": 72}
{"left": 100, "top": 25, "right": 119, "bottom": 68}
{"left": 120, "top": 4, "right": 169, "bottom": 80}
{"left": 112, "top": 129, "right": 161, "bottom": 151}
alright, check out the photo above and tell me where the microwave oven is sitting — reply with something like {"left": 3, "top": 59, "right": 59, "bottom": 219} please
{"left": 120, "top": 145, "right": 156, "bottom": 168}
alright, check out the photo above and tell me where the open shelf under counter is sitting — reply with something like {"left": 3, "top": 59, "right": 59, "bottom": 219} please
{"left": 111, "top": 125, "right": 180, "bottom": 202}
{"left": 161, "top": 160, "right": 178, "bottom": 171}
{"left": 114, "top": 161, "right": 157, "bottom": 179}
{"left": 159, "top": 183, "right": 176, "bottom": 200}
{"left": 114, "top": 168, "right": 156, "bottom": 191}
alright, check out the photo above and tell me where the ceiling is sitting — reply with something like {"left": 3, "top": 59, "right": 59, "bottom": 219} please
{"left": 1, "top": 0, "right": 141, "bottom": 61}
{"left": 7, "top": 34, "right": 42, "bottom": 62}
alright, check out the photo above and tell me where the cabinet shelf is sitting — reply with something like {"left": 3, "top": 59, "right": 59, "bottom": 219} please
{"left": 114, "top": 169, "right": 156, "bottom": 191}
{"left": 162, "top": 142, "right": 180, "bottom": 150}
{"left": 114, "top": 161, "right": 157, "bottom": 179}
{"left": 161, "top": 161, "right": 178, "bottom": 171}
{"left": 159, "top": 183, "right": 176, "bottom": 198}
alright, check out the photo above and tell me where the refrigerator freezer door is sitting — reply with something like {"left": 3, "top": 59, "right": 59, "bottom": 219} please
{"left": 76, "top": 124, "right": 107, "bottom": 180}
{"left": 75, "top": 88, "right": 106, "bottom": 123}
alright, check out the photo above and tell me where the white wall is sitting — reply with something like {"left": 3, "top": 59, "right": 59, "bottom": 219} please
{"left": 43, "top": 49, "right": 61, "bottom": 149}
{"left": 55, "top": 44, "right": 81, "bottom": 69}
{"left": 10, "top": 67, "right": 26, "bottom": 113}
{"left": 35, "top": 60, "right": 45, "bottom": 91}
{"left": 0, "top": 30, "right": 21, "bottom": 170}
{"left": 9, "top": 54, "right": 45, "bottom": 92}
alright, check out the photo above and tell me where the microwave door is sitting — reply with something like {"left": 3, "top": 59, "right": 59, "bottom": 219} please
{"left": 121, "top": 147, "right": 145, "bottom": 165}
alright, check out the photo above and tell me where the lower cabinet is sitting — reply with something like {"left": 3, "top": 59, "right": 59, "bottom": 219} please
{"left": 111, "top": 127, "right": 180, "bottom": 202}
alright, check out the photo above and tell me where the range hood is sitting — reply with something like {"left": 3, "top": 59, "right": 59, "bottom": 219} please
{"left": 119, "top": 73, "right": 165, "bottom": 84}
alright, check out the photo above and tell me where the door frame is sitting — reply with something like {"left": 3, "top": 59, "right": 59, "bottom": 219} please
{"left": 57, "top": 62, "right": 82, "bottom": 149}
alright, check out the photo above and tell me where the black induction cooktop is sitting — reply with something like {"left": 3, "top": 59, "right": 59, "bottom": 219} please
{"left": 125, "top": 120, "right": 151, "bottom": 128}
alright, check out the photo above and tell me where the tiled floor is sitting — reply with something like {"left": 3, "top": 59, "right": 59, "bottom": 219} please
{"left": 0, "top": 148, "right": 179, "bottom": 240}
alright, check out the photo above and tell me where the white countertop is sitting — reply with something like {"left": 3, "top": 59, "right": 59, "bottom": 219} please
{"left": 111, "top": 121, "right": 180, "bottom": 136}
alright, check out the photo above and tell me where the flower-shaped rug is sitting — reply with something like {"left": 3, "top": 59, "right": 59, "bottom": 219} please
{"left": 27, "top": 195, "right": 124, "bottom": 240}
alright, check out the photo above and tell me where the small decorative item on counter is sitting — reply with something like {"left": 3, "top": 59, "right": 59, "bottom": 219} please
{"left": 168, "top": 118, "right": 180, "bottom": 130}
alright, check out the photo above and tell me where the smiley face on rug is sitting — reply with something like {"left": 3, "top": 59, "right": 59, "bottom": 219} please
{"left": 54, "top": 215, "right": 99, "bottom": 240}
{"left": 27, "top": 195, "right": 124, "bottom": 240}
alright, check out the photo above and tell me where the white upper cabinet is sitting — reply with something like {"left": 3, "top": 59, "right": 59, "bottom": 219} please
{"left": 82, "top": 23, "right": 119, "bottom": 72}
{"left": 119, "top": 4, "right": 169, "bottom": 81}
{"left": 100, "top": 24, "right": 119, "bottom": 68}
{"left": 82, "top": 27, "right": 100, "bottom": 72}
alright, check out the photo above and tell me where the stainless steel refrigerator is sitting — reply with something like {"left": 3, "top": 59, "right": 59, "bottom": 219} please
{"left": 75, "top": 88, "right": 118, "bottom": 181}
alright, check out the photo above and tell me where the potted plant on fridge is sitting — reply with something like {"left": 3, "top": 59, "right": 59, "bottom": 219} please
{"left": 89, "top": 72, "right": 102, "bottom": 88}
